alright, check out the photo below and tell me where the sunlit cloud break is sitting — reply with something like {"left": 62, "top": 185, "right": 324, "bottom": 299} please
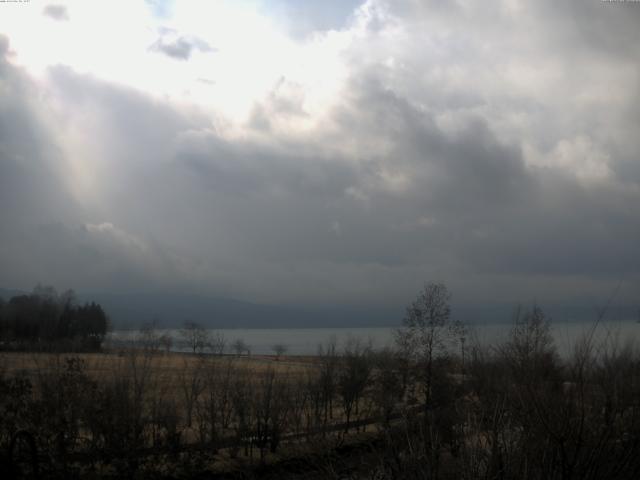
{"left": 0, "top": 0, "right": 639, "bottom": 310}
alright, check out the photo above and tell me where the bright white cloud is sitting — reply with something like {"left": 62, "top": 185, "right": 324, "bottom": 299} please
{"left": 0, "top": 0, "right": 354, "bottom": 126}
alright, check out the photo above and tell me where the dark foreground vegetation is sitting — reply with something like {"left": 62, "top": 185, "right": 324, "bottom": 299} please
{"left": 1, "top": 283, "right": 639, "bottom": 479}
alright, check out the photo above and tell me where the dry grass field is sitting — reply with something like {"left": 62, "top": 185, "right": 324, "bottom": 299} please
{"left": 0, "top": 350, "right": 318, "bottom": 411}
{"left": 0, "top": 350, "right": 316, "bottom": 377}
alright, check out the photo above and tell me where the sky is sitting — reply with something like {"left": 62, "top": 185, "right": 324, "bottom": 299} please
{"left": 0, "top": 0, "right": 639, "bottom": 312}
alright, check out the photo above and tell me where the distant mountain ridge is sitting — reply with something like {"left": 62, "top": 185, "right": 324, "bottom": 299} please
{"left": 0, "top": 288, "right": 26, "bottom": 300}
{"left": 1, "top": 287, "right": 637, "bottom": 329}
{"left": 0, "top": 288, "right": 402, "bottom": 329}
{"left": 82, "top": 292, "right": 404, "bottom": 329}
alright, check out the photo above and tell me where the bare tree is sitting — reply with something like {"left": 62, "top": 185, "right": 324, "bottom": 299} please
{"left": 370, "top": 348, "right": 403, "bottom": 427}
{"left": 180, "top": 321, "right": 210, "bottom": 354}
{"left": 317, "top": 338, "right": 339, "bottom": 428}
{"left": 137, "top": 321, "right": 161, "bottom": 353}
{"left": 196, "top": 357, "right": 236, "bottom": 450}
{"left": 338, "top": 338, "right": 372, "bottom": 432}
{"left": 272, "top": 343, "right": 288, "bottom": 360}
{"left": 210, "top": 331, "right": 226, "bottom": 356}
{"left": 395, "top": 282, "right": 463, "bottom": 410}
{"left": 500, "top": 304, "right": 557, "bottom": 380}
{"left": 230, "top": 367, "right": 253, "bottom": 457}
{"left": 179, "top": 356, "right": 205, "bottom": 428}
{"left": 158, "top": 333, "right": 173, "bottom": 354}
{"left": 232, "top": 338, "right": 249, "bottom": 356}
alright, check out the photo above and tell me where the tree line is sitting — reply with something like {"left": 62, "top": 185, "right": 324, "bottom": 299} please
{"left": 0, "top": 285, "right": 109, "bottom": 351}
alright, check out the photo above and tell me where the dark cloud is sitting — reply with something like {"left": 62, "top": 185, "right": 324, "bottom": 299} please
{"left": 43, "top": 4, "right": 69, "bottom": 21}
{"left": 0, "top": 52, "right": 73, "bottom": 226}
{"left": 151, "top": 31, "right": 214, "bottom": 60}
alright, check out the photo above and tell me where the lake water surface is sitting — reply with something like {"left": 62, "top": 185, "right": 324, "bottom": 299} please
{"left": 108, "top": 319, "right": 640, "bottom": 357}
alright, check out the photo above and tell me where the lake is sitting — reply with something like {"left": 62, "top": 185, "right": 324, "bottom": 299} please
{"left": 107, "top": 318, "right": 640, "bottom": 357}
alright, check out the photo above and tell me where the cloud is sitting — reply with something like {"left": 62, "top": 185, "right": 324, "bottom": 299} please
{"left": 84, "top": 222, "right": 148, "bottom": 252}
{"left": 1, "top": 0, "right": 639, "bottom": 310}
{"left": 150, "top": 29, "right": 214, "bottom": 60}
{"left": 43, "top": 4, "right": 69, "bottom": 21}
{"left": 0, "top": 34, "right": 8, "bottom": 57}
